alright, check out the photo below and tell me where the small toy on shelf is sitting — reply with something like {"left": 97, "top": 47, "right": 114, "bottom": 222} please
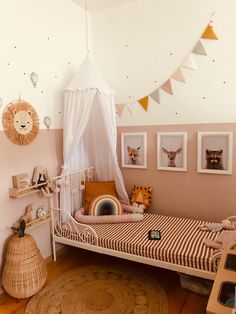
{"left": 36, "top": 206, "right": 49, "bottom": 219}
{"left": 32, "top": 166, "right": 56, "bottom": 197}
{"left": 12, "top": 204, "right": 33, "bottom": 230}
{"left": 12, "top": 173, "right": 30, "bottom": 190}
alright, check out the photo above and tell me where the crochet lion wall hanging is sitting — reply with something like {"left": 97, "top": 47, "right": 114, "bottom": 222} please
{"left": 2, "top": 99, "right": 39, "bottom": 145}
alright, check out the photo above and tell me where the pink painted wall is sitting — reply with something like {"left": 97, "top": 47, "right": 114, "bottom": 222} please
{"left": 0, "top": 129, "right": 63, "bottom": 270}
{"left": 118, "top": 123, "right": 236, "bottom": 221}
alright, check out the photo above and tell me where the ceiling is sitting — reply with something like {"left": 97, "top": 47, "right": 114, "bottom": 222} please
{"left": 71, "top": 0, "right": 136, "bottom": 12}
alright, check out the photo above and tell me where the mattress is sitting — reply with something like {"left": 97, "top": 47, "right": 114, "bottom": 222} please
{"left": 56, "top": 213, "right": 220, "bottom": 272}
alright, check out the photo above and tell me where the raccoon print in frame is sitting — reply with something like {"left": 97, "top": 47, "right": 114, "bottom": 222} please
{"left": 197, "top": 132, "right": 233, "bottom": 175}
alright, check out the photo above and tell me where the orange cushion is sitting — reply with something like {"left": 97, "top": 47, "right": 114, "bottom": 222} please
{"left": 84, "top": 181, "right": 118, "bottom": 213}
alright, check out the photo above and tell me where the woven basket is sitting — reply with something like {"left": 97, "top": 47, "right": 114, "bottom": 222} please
{"left": 2, "top": 234, "right": 48, "bottom": 298}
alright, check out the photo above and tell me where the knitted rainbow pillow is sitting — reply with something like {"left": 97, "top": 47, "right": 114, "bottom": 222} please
{"left": 89, "top": 194, "right": 123, "bottom": 216}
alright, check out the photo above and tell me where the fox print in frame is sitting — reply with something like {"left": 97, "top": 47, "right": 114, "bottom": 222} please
{"left": 121, "top": 133, "right": 147, "bottom": 169}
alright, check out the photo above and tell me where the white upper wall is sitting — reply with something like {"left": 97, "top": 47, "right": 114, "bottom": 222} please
{"left": 0, "top": 0, "right": 235, "bottom": 129}
{"left": 90, "top": 0, "right": 236, "bottom": 126}
{"left": 0, "top": 0, "right": 87, "bottom": 130}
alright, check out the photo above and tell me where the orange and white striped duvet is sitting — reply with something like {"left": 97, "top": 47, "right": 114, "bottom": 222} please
{"left": 59, "top": 213, "right": 220, "bottom": 272}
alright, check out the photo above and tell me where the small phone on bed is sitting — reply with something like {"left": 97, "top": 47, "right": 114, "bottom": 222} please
{"left": 148, "top": 230, "right": 161, "bottom": 240}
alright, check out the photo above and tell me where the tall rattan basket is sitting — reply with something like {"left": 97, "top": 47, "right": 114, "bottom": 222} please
{"left": 2, "top": 233, "right": 48, "bottom": 298}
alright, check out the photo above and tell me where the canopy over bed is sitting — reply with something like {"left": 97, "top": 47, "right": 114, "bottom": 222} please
{"left": 62, "top": 55, "right": 129, "bottom": 207}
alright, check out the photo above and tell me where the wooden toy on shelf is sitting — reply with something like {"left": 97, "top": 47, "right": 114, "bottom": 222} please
{"left": 12, "top": 173, "right": 29, "bottom": 190}
{"left": 9, "top": 167, "right": 57, "bottom": 199}
{"left": 11, "top": 204, "right": 51, "bottom": 233}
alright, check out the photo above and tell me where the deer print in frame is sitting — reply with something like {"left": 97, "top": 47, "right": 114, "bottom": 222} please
{"left": 162, "top": 147, "right": 182, "bottom": 167}
{"left": 157, "top": 132, "right": 187, "bottom": 172}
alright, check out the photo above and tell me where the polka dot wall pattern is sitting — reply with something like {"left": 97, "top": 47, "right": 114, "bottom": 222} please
{"left": 0, "top": 0, "right": 87, "bottom": 131}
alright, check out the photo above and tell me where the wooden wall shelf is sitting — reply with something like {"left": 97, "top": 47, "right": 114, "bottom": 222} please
{"left": 8, "top": 182, "right": 47, "bottom": 199}
{"left": 9, "top": 176, "right": 51, "bottom": 232}
{"left": 9, "top": 187, "right": 39, "bottom": 199}
{"left": 26, "top": 214, "right": 51, "bottom": 231}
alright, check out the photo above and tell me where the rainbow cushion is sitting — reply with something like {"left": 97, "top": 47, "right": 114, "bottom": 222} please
{"left": 89, "top": 194, "right": 123, "bottom": 216}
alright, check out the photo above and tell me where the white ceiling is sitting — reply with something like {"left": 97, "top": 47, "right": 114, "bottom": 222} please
{"left": 71, "top": 0, "right": 136, "bottom": 12}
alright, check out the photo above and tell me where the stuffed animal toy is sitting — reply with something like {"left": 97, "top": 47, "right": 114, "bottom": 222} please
{"left": 199, "top": 219, "right": 236, "bottom": 232}
{"left": 129, "top": 185, "right": 152, "bottom": 213}
{"left": 32, "top": 166, "right": 55, "bottom": 197}
{"left": 120, "top": 186, "right": 152, "bottom": 215}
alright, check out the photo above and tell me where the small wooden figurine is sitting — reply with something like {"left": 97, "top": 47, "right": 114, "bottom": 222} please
{"left": 12, "top": 204, "right": 33, "bottom": 229}
{"left": 12, "top": 173, "right": 29, "bottom": 190}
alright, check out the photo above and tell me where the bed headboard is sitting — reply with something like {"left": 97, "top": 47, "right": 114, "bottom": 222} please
{"left": 52, "top": 167, "right": 95, "bottom": 215}
{"left": 50, "top": 167, "right": 98, "bottom": 247}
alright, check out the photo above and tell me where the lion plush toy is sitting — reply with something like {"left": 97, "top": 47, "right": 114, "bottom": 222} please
{"left": 121, "top": 185, "right": 152, "bottom": 214}
{"left": 32, "top": 166, "right": 55, "bottom": 197}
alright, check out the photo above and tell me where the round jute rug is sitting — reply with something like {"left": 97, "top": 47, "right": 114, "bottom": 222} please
{"left": 25, "top": 265, "right": 168, "bottom": 314}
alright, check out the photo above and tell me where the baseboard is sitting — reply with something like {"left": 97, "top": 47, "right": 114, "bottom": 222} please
{"left": 44, "top": 245, "right": 69, "bottom": 264}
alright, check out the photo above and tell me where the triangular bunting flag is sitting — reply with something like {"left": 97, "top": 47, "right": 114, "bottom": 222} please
{"left": 138, "top": 96, "right": 149, "bottom": 111}
{"left": 201, "top": 24, "right": 218, "bottom": 40}
{"left": 115, "top": 104, "right": 126, "bottom": 117}
{"left": 126, "top": 103, "right": 137, "bottom": 115}
{"left": 160, "top": 79, "right": 173, "bottom": 95}
{"left": 192, "top": 40, "right": 207, "bottom": 56}
{"left": 181, "top": 54, "right": 197, "bottom": 70}
{"left": 171, "top": 68, "right": 186, "bottom": 83}
{"left": 150, "top": 88, "right": 160, "bottom": 104}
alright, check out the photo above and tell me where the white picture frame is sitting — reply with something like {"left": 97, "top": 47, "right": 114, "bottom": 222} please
{"left": 197, "top": 132, "right": 233, "bottom": 175}
{"left": 121, "top": 132, "right": 147, "bottom": 169}
{"left": 157, "top": 132, "right": 187, "bottom": 172}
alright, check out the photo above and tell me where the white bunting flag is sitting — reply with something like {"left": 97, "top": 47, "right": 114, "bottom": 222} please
{"left": 192, "top": 40, "right": 207, "bottom": 56}
{"left": 181, "top": 54, "right": 197, "bottom": 70}
{"left": 150, "top": 88, "right": 160, "bottom": 104}
{"left": 126, "top": 103, "right": 137, "bottom": 115}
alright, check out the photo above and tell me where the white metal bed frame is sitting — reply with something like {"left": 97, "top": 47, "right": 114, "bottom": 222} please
{"left": 50, "top": 168, "right": 220, "bottom": 280}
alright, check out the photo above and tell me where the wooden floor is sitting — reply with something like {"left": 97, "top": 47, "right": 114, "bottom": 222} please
{"left": 0, "top": 246, "right": 210, "bottom": 314}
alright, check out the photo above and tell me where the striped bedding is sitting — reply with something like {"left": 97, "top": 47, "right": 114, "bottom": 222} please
{"left": 58, "top": 213, "right": 220, "bottom": 272}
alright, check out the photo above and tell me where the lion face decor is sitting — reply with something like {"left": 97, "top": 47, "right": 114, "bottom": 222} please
{"left": 2, "top": 100, "right": 39, "bottom": 145}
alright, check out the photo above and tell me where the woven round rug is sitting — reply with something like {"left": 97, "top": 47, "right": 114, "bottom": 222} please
{"left": 25, "top": 265, "right": 168, "bottom": 314}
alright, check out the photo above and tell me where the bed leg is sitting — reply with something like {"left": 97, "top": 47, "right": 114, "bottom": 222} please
{"left": 52, "top": 238, "right": 57, "bottom": 262}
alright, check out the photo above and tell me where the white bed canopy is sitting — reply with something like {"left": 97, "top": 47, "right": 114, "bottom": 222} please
{"left": 62, "top": 55, "right": 129, "bottom": 204}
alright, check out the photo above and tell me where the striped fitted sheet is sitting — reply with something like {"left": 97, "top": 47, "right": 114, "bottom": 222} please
{"left": 59, "top": 213, "right": 220, "bottom": 272}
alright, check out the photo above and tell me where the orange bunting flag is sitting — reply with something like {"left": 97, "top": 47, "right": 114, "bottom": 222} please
{"left": 201, "top": 24, "right": 218, "bottom": 40}
{"left": 115, "top": 104, "right": 126, "bottom": 117}
{"left": 150, "top": 88, "right": 160, "bottom": 104}
{"left": 171, "top": 68, "right": 186, "bottom": 83}
{"left": 160, "top": 79, "right": 173, "bottom": 95}
{"left": 138, "top": 96, "right": 149, "bottom": 111}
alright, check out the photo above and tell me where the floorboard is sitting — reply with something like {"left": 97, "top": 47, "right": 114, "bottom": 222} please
{"left": 0, "top": 246, "right": 210, "bottom": 313}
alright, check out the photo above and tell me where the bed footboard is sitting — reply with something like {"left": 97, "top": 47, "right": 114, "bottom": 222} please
{"left": 51, "top": 208, "right": 98, "bottom": 261}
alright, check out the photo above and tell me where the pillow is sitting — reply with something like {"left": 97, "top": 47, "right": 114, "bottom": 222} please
{"left": 130, "top": 185, "right": 152, "bottom": 210}
{"left": 89, "top": 194, "right": 123, "bottom": 216}
{"left": 84, "top": 181, "right": 118, "bottom": 213}
{"left": 74, "top": 207, "right": 143, "bottom": 224}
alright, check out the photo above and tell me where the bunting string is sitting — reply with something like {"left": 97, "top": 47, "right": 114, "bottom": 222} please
{"left": 116, "top": 17, "right": 218, "bottom": 116}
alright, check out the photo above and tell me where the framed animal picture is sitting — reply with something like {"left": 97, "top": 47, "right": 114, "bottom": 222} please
{"left": 157, "top": 132, "right": 187, "bottom": 172}
{"left": 121, "top": 133, "right": 147, "bottom": 169}
{"left": 197, "top": 132, "right": 233, "bottom": 175}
